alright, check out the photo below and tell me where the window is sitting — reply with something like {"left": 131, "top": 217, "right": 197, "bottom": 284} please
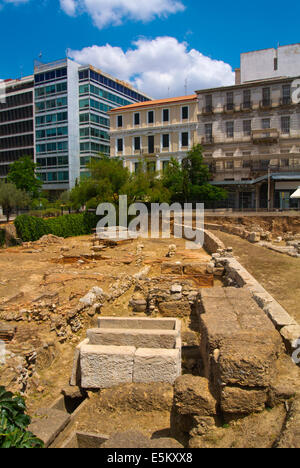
{"left": 225, "top": 161, "right": 234, "bottom": 169}
{"left": 148, "top": 111, "right": 154, "bottom": 124}
{"left": 282, "top": 85, "right": 291, "bottom": 105}
{"left": 262, "top": 88, "right": 271, "bottom": 106}
{"left": 148, "top": 135, "right": 154, "bottom": 154}
{"left": 243, "top": 90, "right": 251, "bottom": 108}
{"left": 226, "top": 92, "right": 234, "bottom": 110}
{"left": 205, "top": 123, "right": 213, "bottom": 141}
{"left": 134, "top": 137, "right": 141, "bottom": 151}
{"left": 117, "top": 115, "right": 123, "bottom": 128}
{"left": 274, "top": 57, "right": 278, "bottom": 71}
{"left": 134, "top": 113, "right": 140, "bottom": 126}
{"left": 262, "top": 118, "right": 271, "bottom": 129}
{"left": 243, "top": 120, "right": 252, "bottom": 136}
{"left": 117, "top": 139, "right": 123, "bottom": 152}
{"left": 205, "top": 95, "right": 212, "bottom": 112}
{"left": 226, "top": 121, "right": 234, "bottom": 138}
{"left": 281, "top": 158, "right": 289, "bottom": 167}
{"left": 163, "top": 109, "right": 169, "bottom": 122}
{"left": 182, "top": 106, "right": 189, "bottom": 120}
{"left": 162, "top": 134, "right": 170, "bottom": 149}
{"left": 181, "top": 132, "right": 189, "bottom": 147}
{"left": 281, "top": 116, "right": 290, "bottom": 134}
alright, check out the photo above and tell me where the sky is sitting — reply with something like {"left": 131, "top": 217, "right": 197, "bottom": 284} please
{"left": 0, "top": 0, "right": 300, "bottom": 98}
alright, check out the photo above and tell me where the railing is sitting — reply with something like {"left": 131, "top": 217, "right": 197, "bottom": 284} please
{"left": 201, "top": 136, "right": 214, "bottom": 145}
{"left": 202, "top": 105, "right": 214, "bottom": 115}
{"left": 223, "top": 103, "right": 235, "bottom": 112}
{"left": 259, "top": 99, "right": 272, "bottom": 109}
{"left": 240, "top": 101, "right": 252, "bottom": 111}
{"left": 252, "top": 128, "right": 279, "bottom": 143}
{"left": 280, "top": 97, "right": 292, "bottom": 106}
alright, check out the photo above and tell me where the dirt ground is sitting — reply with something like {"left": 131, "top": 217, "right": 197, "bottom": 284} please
{"left": 0, "top": 233, "right": 210, "bottom": 415}
{"left": 215, "top": 229, "right": 300, "bottom": 323}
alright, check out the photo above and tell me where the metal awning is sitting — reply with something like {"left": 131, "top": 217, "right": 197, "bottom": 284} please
{"left": 212, "top": 173, "right": 300, "bottom": 187}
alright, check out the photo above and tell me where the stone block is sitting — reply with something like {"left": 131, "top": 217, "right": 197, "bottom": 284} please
{"left": 158, "top": 300, "right": 191, "bottom": 318}
{"left": 215, "top": 330, "right": 282, "bottom": 388}
{"left": 87, "top": 328, "right": 178, "bottom": 349}
{"left": 264, "top": 302, "right": 297, "bottom": 330}
{"left": 183, "top": 263, "right": 209, "bottom": 276}
{"left": 80, "top": 344, "right": 135, "bottom": 389}
{"left": 97, "top": 317, "right": 179, "bottom": 331}
{"left": 133, "top": 348, "right": 181, "bottom": 384}
{"left": 173, "top": 375, "right": 217, "bottom": 417}
{"left": 28, "top": 408, "right": 71, "bottom": 448}
{"left": 70, "top": 338, "right": 88, "bottom": 386}
{"left": 280, "top": 324, "right": 300, "bottom": 352}
{"left": 220, "top": 386, "right": 267, "bottom": 415}
{"left": 161, "top": 262, "right": 183, "bottom": 275}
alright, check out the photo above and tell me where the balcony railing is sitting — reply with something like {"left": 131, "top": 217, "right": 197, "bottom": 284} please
{"left": 202, "top": 105, "right": 214, "bottom": 115}
{"left": 201, "top": 136, "right": 214, "bottom": 145}
{"left": 259, "top": 99, "right": 272, "bottom": 109}
{"left": 280, "top": 97, "right": 292, "bottom": 106}
{"left": 252, "top": 128, "right": 279, "bottom": 144}
{"left": 223, "top": 103, "right": 235, "bottom": 113}
{"left": 240, "top": 101, "right": 252, "bottom": 111}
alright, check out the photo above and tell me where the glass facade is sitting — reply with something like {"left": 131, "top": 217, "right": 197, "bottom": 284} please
{"left": 34, "top": 59, "right": 150, "bottom": 188}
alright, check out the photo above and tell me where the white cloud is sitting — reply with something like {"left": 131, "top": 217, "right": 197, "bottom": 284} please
{"left": 60, "top": 0, "right": 185, "bottom": 29}
{"left": 69, "top": 37, "right": 235, "bottom": 98}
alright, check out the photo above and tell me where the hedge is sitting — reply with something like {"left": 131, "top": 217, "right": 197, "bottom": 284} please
{"left": 14, "top": 212, "right": 100, "bottom": 242}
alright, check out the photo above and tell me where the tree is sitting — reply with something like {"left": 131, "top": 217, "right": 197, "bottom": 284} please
{"left": 0, "top": 386, "right": 44, "bottom": 448}
{"left": 70, "top": 156, "right": 130, "bottom": 210}
{"left": 0, "top": 182, "right": 30, "bottom": 222}
{"left": 123, "top": 160, "right": 171, "bottom": 205}
{"left": 7, "top": 156, "right": 42, "bottom": 198}
{"left": 162, "top": 145, "right": 228, "bottom": 203}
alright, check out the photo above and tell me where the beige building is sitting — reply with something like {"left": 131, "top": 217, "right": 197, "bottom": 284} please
{"left": 198, "top": 76, "right": 300, "bottom": 210}
{"left": 109, "top": 95, "right": 198, "bottom": 173}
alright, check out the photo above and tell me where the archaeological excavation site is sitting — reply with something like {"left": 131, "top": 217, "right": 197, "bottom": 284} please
{"left": 1, "top": 214, "right": 300, "bottom": 449}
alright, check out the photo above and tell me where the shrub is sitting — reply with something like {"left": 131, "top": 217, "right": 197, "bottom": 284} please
{"left": 14, "top": 212, "right": 100, "bottom": 242}
{"left": 0, "top": 386, "right": 44, "bottom": 449}
{"left": 0, "top": 229, "right": 5, "bottom": 247}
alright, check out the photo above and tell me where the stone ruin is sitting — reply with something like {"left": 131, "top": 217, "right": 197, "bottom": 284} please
{"left": 71, "top": 317, "right": 182, "bottom": 389}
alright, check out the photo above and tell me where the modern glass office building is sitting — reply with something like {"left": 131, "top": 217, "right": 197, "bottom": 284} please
{"left": 34, "top": 58, "right": 150, "bottom": 192}
{"left": 0, "top": 75, "right": 34, "bottom": 179}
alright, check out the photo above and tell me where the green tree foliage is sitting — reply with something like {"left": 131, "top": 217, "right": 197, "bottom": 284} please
{"left": 70, "top": 156, "right": 130, "bottom": 210}
{"left": 0, "top": 182, "right": 31, "bottom": 222}
{"left": 70, "top": 156, "right": 170, "bottom": 209}
{"left": 123, "top": 160, "right": 171, "bottom": 204}
{"left": 162, "top": 144, "right": 227, "bottom": 203}
{"left": 0, "top": 386, "right": 44, "bottom": 448}
{"left": 7, "top": 156, "right": 43, "bottom": 198}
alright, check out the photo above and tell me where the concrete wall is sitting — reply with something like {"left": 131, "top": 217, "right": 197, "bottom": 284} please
{"left": 241, "top": 45, "right": 300, "bottom": 83}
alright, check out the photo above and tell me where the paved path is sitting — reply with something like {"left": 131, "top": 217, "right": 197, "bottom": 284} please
{"left": 215, "top": 230, "right": 300, "bottom": 324}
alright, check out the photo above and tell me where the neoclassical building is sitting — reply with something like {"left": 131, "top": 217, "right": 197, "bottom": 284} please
{"left": 109, "top": 95, "right": 198, "bottom": 173}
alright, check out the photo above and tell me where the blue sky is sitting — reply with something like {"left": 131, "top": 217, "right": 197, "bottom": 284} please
{"left": 1, "top": 0, "right": 300, "bottom": 98}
